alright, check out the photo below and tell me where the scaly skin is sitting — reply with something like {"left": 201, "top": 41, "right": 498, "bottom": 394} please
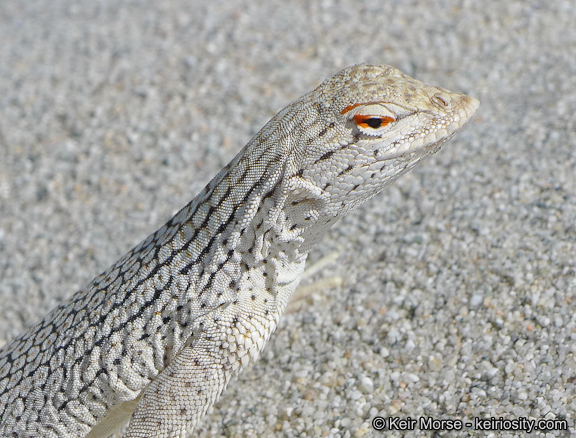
{"left": 0, "top": 64, "right": 479, "bottom": 437}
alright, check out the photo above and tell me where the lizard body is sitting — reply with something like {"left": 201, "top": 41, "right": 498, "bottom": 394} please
{"left": 0, "top": 64, "right": 478, "bottom": 437}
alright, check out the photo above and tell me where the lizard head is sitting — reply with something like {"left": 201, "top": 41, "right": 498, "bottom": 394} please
{"left": 284, "top": 63, "right": 480, "bottom": 219}
{"left": 224, "top": 64, "right": 478, "bottom": 250}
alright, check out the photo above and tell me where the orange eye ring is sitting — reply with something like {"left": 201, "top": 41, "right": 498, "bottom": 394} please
{"left": 353, "top": 114, "right": 395, "bottom": 129}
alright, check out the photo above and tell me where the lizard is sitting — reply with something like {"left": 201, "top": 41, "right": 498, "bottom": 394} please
{"left": 0, "top": 64, "right": 479, "bottom": 437}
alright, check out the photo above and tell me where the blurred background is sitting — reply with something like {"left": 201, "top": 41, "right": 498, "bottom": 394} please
{"left": 0, "top": 1, "right": 574, "bottom": 436}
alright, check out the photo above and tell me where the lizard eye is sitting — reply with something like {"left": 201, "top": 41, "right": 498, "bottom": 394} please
{"left": 353, "top": 115, "right": 395, "bottom": 129}
{"left": 341, "top": 102, "right": 398, "bottom": 136}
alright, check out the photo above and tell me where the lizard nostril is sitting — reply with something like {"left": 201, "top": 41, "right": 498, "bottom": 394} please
{"left": 431, "top": 93, "right": 451, "bottom": 110}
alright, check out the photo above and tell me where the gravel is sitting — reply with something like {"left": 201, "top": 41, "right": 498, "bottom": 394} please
{"left": 1, "top": 0, "right": 575, "bottom": 437}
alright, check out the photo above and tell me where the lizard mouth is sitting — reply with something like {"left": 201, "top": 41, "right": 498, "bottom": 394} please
{"left": 373, "top": 133, "right": 450, "bottom": 162}
{"left": 374, "top": 94, "right": 479, "bottom": 162}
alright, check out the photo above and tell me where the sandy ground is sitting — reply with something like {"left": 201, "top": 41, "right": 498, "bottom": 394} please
{"left": 0, "top": 1, "right": 574, "bottom": 437}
